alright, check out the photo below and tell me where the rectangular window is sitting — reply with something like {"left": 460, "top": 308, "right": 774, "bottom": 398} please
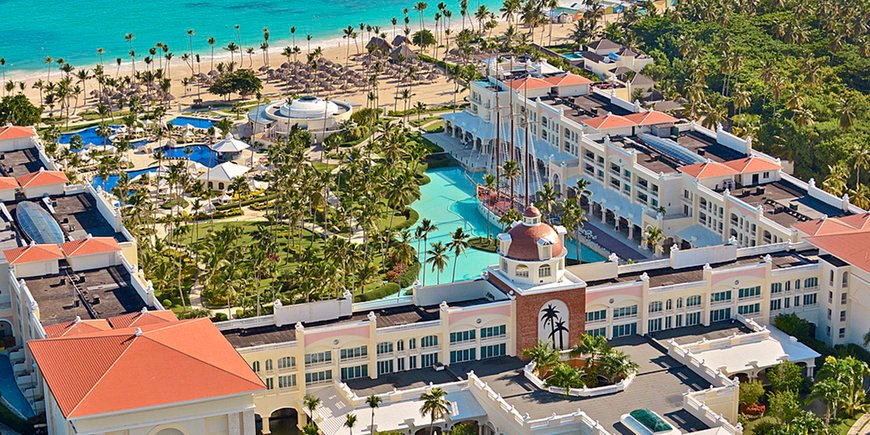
{"left": 585, "top": 309, "right": 607, "bottom": 323}
{"left": 450, "top": 330, "right": 476, "bottom": 344}
{"left": 340, "top": 365, "right": 368, "bottom": 381}
{"left": 648, "top": 318, "right": 662, "bottom": 333}
{"left": 397, "top": 357, "right": 405, "bottom": 371}
{"left": 278, "top": 356, "right": 296, "bottom": 369}
{"left": 686, "top": 312, "right": 701, "bottom": 326}
{"left": 612, "top": 322, "right": 637, "bottom": 338}
{"left": 711, "top": 291, "right": 732, "bottom": 303}
{"left": 265, "top": 378, "right": 274, "bottom": 390}
{"left": 450, "top": 348, "right": 477, "bottom": 364}
{"left": 304, "top": 351, "right": 332, "bottom": 366}
{"left": 770, "top": 299, "right": 782, "bottom": 311}
{"left": 738, "top": 286, "right": 761, "bottom": 299}
{"left": 377, "top": 342, "right": 394, "bottom": 355}
{"left": 377, "top": 360, "right": 394, "bottom": 375}
{"left": 803, "top": 293, "right": 817, "bottom": 306}
{"left": 409, "top": 355, "right": 417, "bottom": 369}
{"left": 588, "top": 327, "right": 607, "bottom": 337}
{"left": 784, "top": 297, "right": 791, "bottom": 309}
{"left": 340, "top": 346, "right": 368, "bottom": 361}
{"left": 841, "top": 293, "right": 848, "bottom": 305}
{"left": 771, "top": 282, "right": 782, "bottom": 294}
{"left": 421, "top": 353, "right": 439, "bottom": 368}
{"left": 278, "top": 374, "right": 298, "bottom": 389}
{"left": 480, "top": 343, "right": 507, "bottom": 359}
{"left": 421, "top": 335, "right": 439, "bottom": 348}
{"left": 613, "top": 305, "right": 638, "bottom": 319}
{"left": 710, "top": 308, "right": 732, "bottom": 322}
{"left": 738, "top": 303, "right": 760, "bottom": 315}
{"left": 839, "top": 328, "right": 846, "bottom": 339}
{"left": 480, "top": 325, "right": 507, "bottom": 338}
{"left": 840, "top": 311, "right": 846, "bottom": 322}
{"left": 305, "top": 370, "right": 333, "bottom": 385}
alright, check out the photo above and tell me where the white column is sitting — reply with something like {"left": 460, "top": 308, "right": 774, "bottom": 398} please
{"left": 229, "top": 411, "right": 241, "bottom": 434}
{"left": 242, "top": 410, "right": 256, "bottom": 435}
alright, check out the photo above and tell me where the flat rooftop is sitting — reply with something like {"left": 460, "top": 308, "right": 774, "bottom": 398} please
{"left": 6, "top": 193, "right": 127, "bottom": 243}
{"left": 586, "top": 249, "right": 820, "bottom": 288}
{"left": 23, "top": 265, "right": 150, "bottom": 326}
{"left": 0, "top": 215, "right": 23, "bottom": 251}
{"left": 544, "top": 93, "right": 633, "bottom": 126}
{"left": 651, "top": 322, "right": 754, "bottom": 345}
{"left": 606, "top": 136, "right": 681, "bottom": 174}
{"left": 0, "top": 148, "right": 46, "bottom": 178}
{"left": 223, "top": 299, "right": 493, "bottom": 348}
{"left": 675, "top": 131, "right": 745, "bottom": 163}
{"left": 454, "top": 337, "right": 710, "bottom": 433}
{"left": 729, "top": 180, "right": 848, "bottom": 227}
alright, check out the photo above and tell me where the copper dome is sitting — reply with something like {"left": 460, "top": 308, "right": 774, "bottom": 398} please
{"left": 505, "top": 221, "right": 564, "bottom": 261}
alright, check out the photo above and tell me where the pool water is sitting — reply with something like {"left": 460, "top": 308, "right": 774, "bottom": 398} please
{"left": 562, "top": 52, "right": 583, "bottom": 60}
{"left": 60, "top": 126, "right": 148, "bottom": 150}
{"left": 92, "top": 167, "right": 159, "bottom": 192}
{"left": 161, "top": 145, "right": 220, "bottom": 168}
{"left": 411, "top": 167, "right": 604, "bottom": 285}
{"left": 0, "top": 354, "right": 34, "bottom": 418}
{"left": 169, "top": 116, "right": 216, "bottom": 129}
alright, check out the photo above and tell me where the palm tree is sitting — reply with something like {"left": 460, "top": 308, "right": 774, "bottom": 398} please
{"left": 366, "top": 395, "right": 381, "bottom": 434}
{"left": 447, "top": 227, "right": 469, "bottom": 282}
{"left": 534, "top": 183, "right": 561, "bottom": 222}
{"left": 561, "top": 197, "right": 587, "bottom": 263}
{"left": 425, "top": 241, "right": 449, "bottom": 285}
{"left": 823, "top": 162, "right": 849, "bottom": 197}
{"left": 644, "top": 225, "right": 665, "bottom": 256}
{"left": 502, "top": 160, "right": 521, "bottom": 211}
{"left": 414, "top": 2, "right": 429, "bottom": 32}
{"left": 851, "top": 145, "right": 870, "bottom": 190}
{"left": 522, "top": 340, "right": 560, "bottom": 375}
{"left": 545, "top": 363, "right": 584, "bottom": 397}
{"left": 344, "top": 413, "right": 358, "bottom": 435}
{"left": 225, "top": 42, "right": 240, "bottom": 67}
{"left": 418, "top": 218, "right": 438, "bottom": 284}
{"left": 419, "top": 387, "right": 450, "bottom": 435}
{"left": 207, "top": 37, "right": 216, "bottom": 70}
{"left": 303, "top": 394, "right": 321, "bottom": 425}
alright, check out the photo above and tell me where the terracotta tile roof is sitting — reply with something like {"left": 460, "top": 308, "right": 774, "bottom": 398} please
{"left": 0, "top": 125, "right": 36, "bottom": 140}
{"left": 28, "top": 318, "right": 264, "bottom": 418}
{"left": 677, "top": 161, "right": 739, "bottom": 179}
{"left": 581, "top": 113, "right": 636, "bottom": 130}
{"left": 722, "top": 157, "right": 781, "bottom": 174}
{"left": 624, "top": 110, "right": 678, "bottom": 125}
{"left": 506, "top": 221, "right": 564, "bottom": 261}
{"left": 43, "top": 318, "right": 113, "bottom": 338}
{"left": 544, "top": 73, "right": 593, "bottom": 87}
{"left": 108, "top": 309, "right": 179, "bottom": 329}
{"left": 506, "top": 77, "right": 553, "bottom": 91}
{"left": 0, "top": 177, "right": 19, "bottom": 191}
{"left": 806, "top": 230, "right": 870, "bottom": 274}
{"left": 793, "top": 214, "right": 870, "bottom": 237}
{"left": 3, "top": 244, "right": 64, "bottom": 264}
{"left": 60, "top": 237, "right": 120, "bottom": 257}
{"left": 17, "top": 170, "right": 69, "bottom": 188}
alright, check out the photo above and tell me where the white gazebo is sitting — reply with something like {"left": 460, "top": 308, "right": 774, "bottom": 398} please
{"left": 210, "top": 133, "right": 251, "bottom": 159}
{"left": 198, "top": 161, "right": 250, "bottom": 191}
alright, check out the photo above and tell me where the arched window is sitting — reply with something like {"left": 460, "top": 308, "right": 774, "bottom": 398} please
{"left": 842, "top": 272, "right": 849, "bottom": 288}
{"left": 516, "top": 264, "right": 529, "bottom": 278}
{"left": 265, "top": 359, "right": 273, "bottom": 371}
{"left": 252, "top": 361, "right": 260, "bottom": 372}
{"left": 409, "top": 338, "right": 416, "bottom": 349}
{"left": 397, "top": 339, "right": 404, "bottom": 351}
{"left": 830, "top": 270, "right": 835, "bottom": 286}
{"left": 539, "top": 264, "right": 551, "bottom": 278}
{"left": 676, "top": 297, "right": 683, "bottom": 308}
{"left": 795, "top": 279, "right": 800, "bottom": 290}
{"left": 666, "top": 299, "right": 672, "bottom": 310}
{"left": 218, "top": 182, "right": 225, "bottom": 190}
{"left": 155, "top": 429, "right": 185, "bottom": 435}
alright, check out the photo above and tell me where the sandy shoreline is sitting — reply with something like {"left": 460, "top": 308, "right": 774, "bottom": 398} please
{"left": 10, "top": 19, "right": 577, "bottom": 119}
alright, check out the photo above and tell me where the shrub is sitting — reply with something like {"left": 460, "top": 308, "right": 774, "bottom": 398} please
{"left": 176, "top": 308, "right": 211, "bottom": 319}
{"left": 161, "top": 298, "right": 173, "bottom": 308}
{"left": 768, "top": 361, "right": 805, "bottom": 393}
{"left": 739, "top": 380, "right": 765, "bottom": 407}
{"left": 356, "top": 283, "right": 400, "bottom": 302}
{"left": 211, "top": 312, "right": 228, "bottom": 322}
{"left": 397, "top": 261, "right": 421, "bottom": 288}
{"left": 385, "top": 261, "right": 409, "bottom": 283}
{"left": 469, "top": 236, "right": 498, "bottom": 252}
{"left": 741, "top": 403, "right": 766, "bottom": 417}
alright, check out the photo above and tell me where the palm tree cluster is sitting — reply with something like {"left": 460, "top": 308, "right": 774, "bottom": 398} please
{"left": 522, "top": 333, "right": 639, "bottom": 396}
{"left": 627, "top": 0, "right": 868, "bottom": 205}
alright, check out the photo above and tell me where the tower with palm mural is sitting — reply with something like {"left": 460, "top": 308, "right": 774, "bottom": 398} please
{"left": 485, "top": 205, "right": 587, "bottom": 352}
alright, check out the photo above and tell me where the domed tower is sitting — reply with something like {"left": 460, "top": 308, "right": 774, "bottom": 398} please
{"left": 487, "top": 206, "right": 587, "bottom": 352}
{"left": 496, "top": 205, "right": 568, "bottom": 285}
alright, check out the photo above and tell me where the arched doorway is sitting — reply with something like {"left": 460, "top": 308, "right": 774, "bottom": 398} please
{"left": 552, "top": 173, "right": 561, "bottom": 193}
{"left": 0, "top": 320, "right": 15, "bottom": 349}
{"left": 269, "top": 408, "right": 299, "bottom": 435}
{"left": 154, "top": 429, "right": 185, "bottom": 435}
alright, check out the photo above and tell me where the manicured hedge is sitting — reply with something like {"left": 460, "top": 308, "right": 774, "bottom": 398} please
{"left": 356, "top": 283, "right": 401, "bottom": 302}
{"left": 469, "top": 236, "right": 498, "bottom": 252}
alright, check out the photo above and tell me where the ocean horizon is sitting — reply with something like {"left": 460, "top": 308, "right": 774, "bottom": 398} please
{"left": 0, "top": 0, "right": 500, "bottom": 77}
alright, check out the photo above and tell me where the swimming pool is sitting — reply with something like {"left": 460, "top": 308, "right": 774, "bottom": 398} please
{"left": 161, "top": 145, "right": 220, "bottom": 168}
{"left": 169, "top": 116, "right": 216, "bottom": 129}
{"left": 0, "top": 354, "right": 34, "bottom": 418}
{"left": 92, "top": 167, "right": 159, "bottom": 192}
{"left": 562, "top": 52, "right": 583, "bottom": 60}
{"left": 411, "top": 167, "right": 604, "bottom": 285}
{"left": 60, "top": 126, "right": 148, "bottom": 150}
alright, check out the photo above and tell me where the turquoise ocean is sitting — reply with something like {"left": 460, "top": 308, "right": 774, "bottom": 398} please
{"left": 1, "top": 0, "right": 500, "bottom": 75}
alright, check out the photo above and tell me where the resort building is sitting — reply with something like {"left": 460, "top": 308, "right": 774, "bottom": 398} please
{"left": 218, "top": 206, "right": 853, "bottom": 434}
{"left": 248, "top": 96, "right": 353, "bottom": 142}
{"left": 437, "top": 58, "right": 864, "bottom": 258}
{"left": 0, "top": 126, "right": 264, "bottom": 434}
